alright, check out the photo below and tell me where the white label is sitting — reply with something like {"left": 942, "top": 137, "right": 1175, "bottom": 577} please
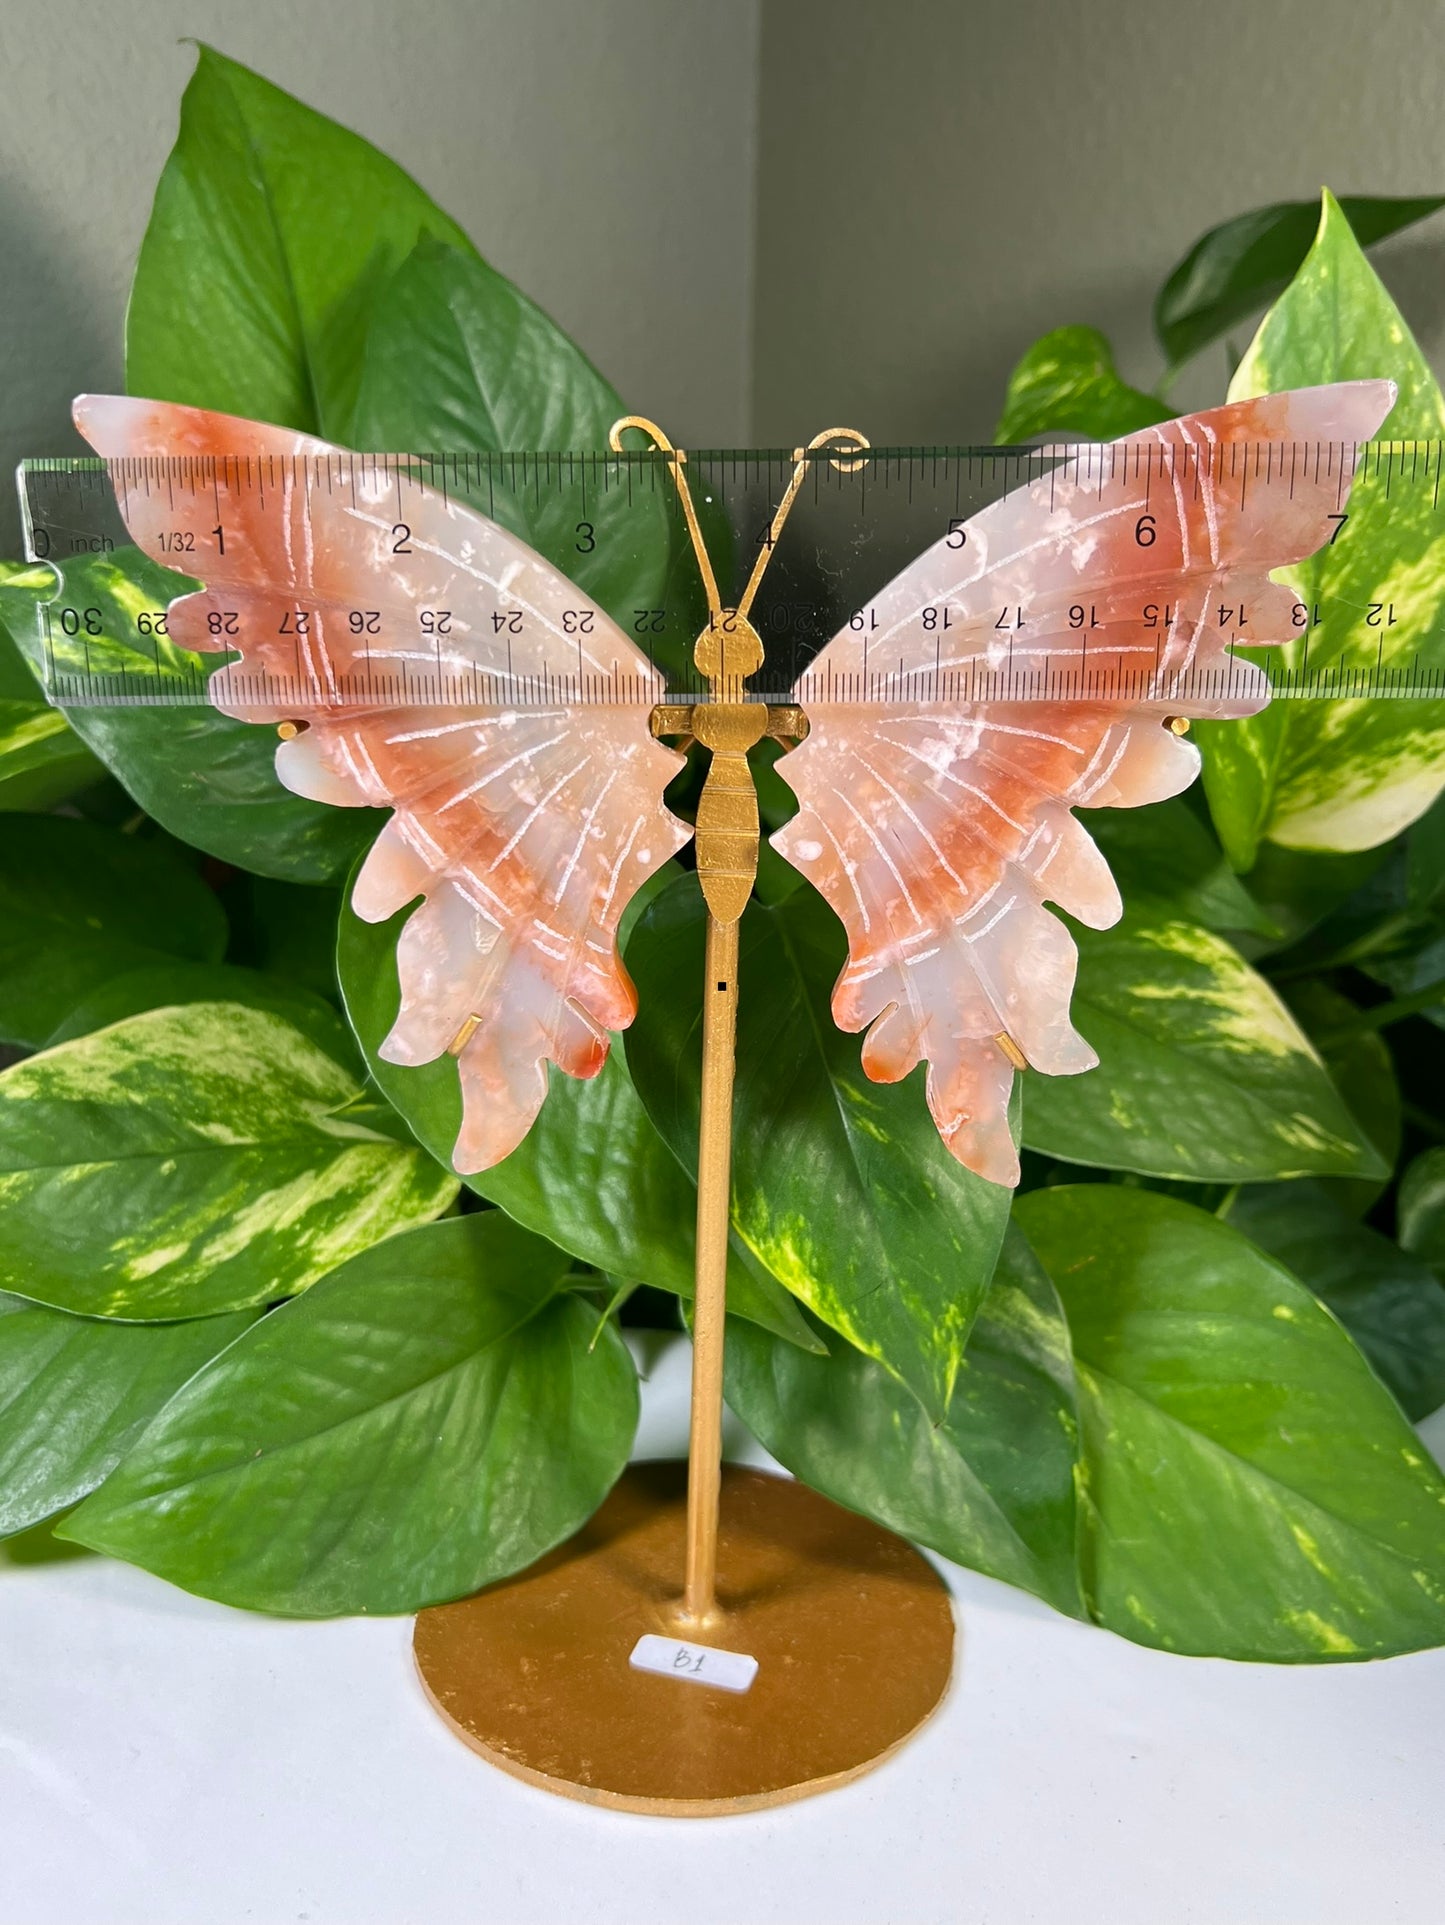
{"left": 629, "top": 1633, "right": 759, "bottom": 1694}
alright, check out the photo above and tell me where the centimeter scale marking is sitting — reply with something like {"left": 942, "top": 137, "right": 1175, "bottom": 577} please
{"left": 34, "top": 661, "right": 1445, "bottom": 709}
{"left": 18, "top": 438, "right": 1445, "bottom": 708}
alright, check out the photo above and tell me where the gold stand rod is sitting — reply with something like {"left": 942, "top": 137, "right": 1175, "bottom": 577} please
{"left": 621, "top": 410, "right": 869, "bottom": 1636}
{"left": 678, "top": 911, "right": 739, "bottom": 1629}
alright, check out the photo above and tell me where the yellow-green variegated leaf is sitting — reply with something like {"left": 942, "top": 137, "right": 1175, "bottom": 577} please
{"left": 1199, "top": 190, "right": 1445, "bottom": 864}
{"left": 626, "top": 876, "right": 1017, "bottom": 1421}
{"left": 0, "top": 577, "right": 104, "bottom": 810}
{"left": 0, "top": 1002, "right": 457, "bottom": 1319}
{"left": 1021, "top": 908, "right": 1384, "bottom": 1181}
{"left": 723, "top": 1227, "right": 1087, "bottom": 1620}
{"left": 0, "top": 551, "right": 382, "bottom": 883}
{"left": 1017, "top": 1186, "right": 1445, "bottom": 1660}
{"left": 0, "top": 700, "right": 102, "bottom": 812}
{"left": 995, "top": 325, "right": 1171, "bottom": 442}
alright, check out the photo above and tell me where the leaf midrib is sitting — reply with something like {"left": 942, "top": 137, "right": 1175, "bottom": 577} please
{"left": 211, "top": 56, "right": 323, "bottom": 433}
{"left": 81, "top": 1285, "right": 565, "bottom": 1513}
{"left": 0, "top": 1121, "right": 398, "bottom": 1177}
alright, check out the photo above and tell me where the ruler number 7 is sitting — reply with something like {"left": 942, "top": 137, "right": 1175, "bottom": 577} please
{"left": 1327, "top": 514, "right": 1349, "bottom": 544}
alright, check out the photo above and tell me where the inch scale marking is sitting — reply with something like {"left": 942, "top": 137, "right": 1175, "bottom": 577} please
{"left": 17, "top": 439, "right": 1445, "bottom": 708}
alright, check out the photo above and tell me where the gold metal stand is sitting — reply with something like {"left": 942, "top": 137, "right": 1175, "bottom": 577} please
{"left": 414, "top": 1462, "right": 954, "bottom": 1815}
{"left": 413, "top": 422, "right": 955, "bottom": 1813}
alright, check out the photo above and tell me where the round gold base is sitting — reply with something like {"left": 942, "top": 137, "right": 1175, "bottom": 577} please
{"left": 412, "top": 1462, "right": 955, "bottom": 1816}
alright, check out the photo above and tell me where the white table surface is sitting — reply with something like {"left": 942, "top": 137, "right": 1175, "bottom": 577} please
{"left": 3, "top": 1332, "right": 1443, "bottom": 1925}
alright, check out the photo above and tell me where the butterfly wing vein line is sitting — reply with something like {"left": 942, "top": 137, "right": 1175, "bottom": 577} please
{"left": 775, "top": 381, "right": 1397, "bottom": 1186}
{"left": 73, "top": 394, "right": 688, "bottom": 1172}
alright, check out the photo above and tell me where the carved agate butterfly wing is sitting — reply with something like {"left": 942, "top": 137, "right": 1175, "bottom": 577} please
{"left": 73, "top": 396, "right": 688, "bottom": 1173}
{"left": 773, "top": 382, "right": 1396, "bottom": 1184}
{"left": 78, "top": 383, "right": 1394, "bottom": 1190}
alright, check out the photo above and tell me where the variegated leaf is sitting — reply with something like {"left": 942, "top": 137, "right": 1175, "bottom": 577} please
{"left": 1199, "top": 191, "right": 1445, "bottom": 863}
{"left": 723, "top": 1225, "right": 1086, "bottom": 1618}
{"left": 0, "top": 1002, "right": 457, "bottom": 1319}
{"left": 1017, "top": 1185, "right": 1445, "bottom": 1660}
{"left": 0, "top": 572, "right": 102, "bottom": 808}
{"left": 0, "top": 701, "right": 101, "bottom": 813}
{"left": 995, "top": 324, "right": 1172, "bottom": 441}
{"left": 626, "top": 875, "right": 1018, "bottom": 1420}
{"left": 0, "top": 550, "right": 380, "bottom": 884}
{"left": 1022, "top": 907, "right": 1384, "bottom": 1181}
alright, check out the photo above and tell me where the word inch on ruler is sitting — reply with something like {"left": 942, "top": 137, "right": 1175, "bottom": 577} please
{"left": 16, "top": 440, "right": 1445, "bottom": 709}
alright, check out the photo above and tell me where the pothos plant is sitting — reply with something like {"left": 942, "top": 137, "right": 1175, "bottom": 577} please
{"left": 2, "top": 47, "right": 1445, "bottom": 1658}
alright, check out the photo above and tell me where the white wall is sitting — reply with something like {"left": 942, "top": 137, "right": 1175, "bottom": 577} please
{"left": 751, "top": 0, "right": 1445, "bottom": 444}
{"left": 0, "top": 0, "right": 761, "bottom": 544}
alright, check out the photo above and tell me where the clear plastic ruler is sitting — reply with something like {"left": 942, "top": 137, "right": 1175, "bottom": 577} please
{"left": 16, "top": 439, "right": 1445, "bottom": 709}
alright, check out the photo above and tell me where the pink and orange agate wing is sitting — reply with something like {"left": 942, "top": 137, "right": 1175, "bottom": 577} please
{"left": 774, "top": 382, "right": 1396, "bottom": 1187}
{"left": 73, "top": 395, "right": 688, "bottom": 1172}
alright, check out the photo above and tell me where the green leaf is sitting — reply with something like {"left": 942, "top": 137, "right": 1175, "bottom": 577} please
{"left": 1399, "top": 1147, "right": 1445, "bottom": 1282}
{"left": 127, "top": 45, "right": 472, "bottom": 436}
{"left": 995, "top": 326, "right": 1171, "bottom": 442}
{"left": 1224, "top": 1180, "right": 1445, "bottom": 1420}
{"left": 1155, "top": 194, "right": 1445, "bottom": 373}
{"left": 0, "top": 608, "right": 102, "bottom": 811}
{"left": 1362, "top": 920, "right": 1445, "bottom": 1032}
{"left": 1199, "top": 191, "right": 1445, "bottom": 863}
{"left": 0, "top": 814, "right": 226, "bottom": 1048}
{"left": 0, "top": 1297, "right": 254, "bottom": 1537}
{"left": 1406, "top": 790, "right": 1445, "bottom": 915}
{"left": 724, "top": 1226, "right": 1085, "bottom": 1617}
{"left": 1021, "top": 906, "right": 1382, "bottom": 1181}
{"left": 0, "top": 551, "right": 382, "bottom": 883}
{"left": 351, "top": 238, "right": 672, "bottom": 636}
{"left": 1077, "top": 797, "right": 1275, "bottom": 934}
{"left": 62, "top": 1214, "right": 637, "bottom": 1614}
{"left": 626, "top": 876, "right": 1016, "bottom": 1418}
{"left": 1278, "top": 979, "right": 1401, "bottom": 1214}
{"left": 0, "top": 702, "right": 101, "bottom": 813}
{"left": 0, "top": 1002, "right": 456, "bottom": 1319}
{"left": 335, "top": 879, "right": 820, "bottom": 1351}
{"left": 219, "top": 874, "right": 346, "bottom": 1010}
{"left": 1017, "top": 1185, "right": 1445, "bottom": 1660}
{"left": 1242, "top": 841, "right": 1395, "bottom": 957}
{"left": 0, "top": 588, "right": 52, "bottom": 700}
{"left": 44, "top": 959, "right": 361, "bottom": 1070}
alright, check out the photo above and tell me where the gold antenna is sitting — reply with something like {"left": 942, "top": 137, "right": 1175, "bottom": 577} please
{"left": 609, "top": 417, "right": 871, "bottom": 670}
{"left": 609, "top": 415, "right": 722, "bottom": 623}
{"left": 736, "top": 427, "right": 870, "bottom": 622}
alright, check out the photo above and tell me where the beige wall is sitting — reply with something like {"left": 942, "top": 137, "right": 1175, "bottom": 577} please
{"left": 751, "top": 0, "right": 1445, "bottom": 444}
{"left": 0, "top": 0, "right": 760, "bottom": 538}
